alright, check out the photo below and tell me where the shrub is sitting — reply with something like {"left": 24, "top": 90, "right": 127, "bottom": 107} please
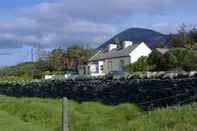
{"left": 169, "top": 48, "right": 197, "bottom": 71}
{"left": 147, "top": 48, "right": 197, "bottom": 71}
{"left": 124, "top": 56, "right": 149, "bottom": 73}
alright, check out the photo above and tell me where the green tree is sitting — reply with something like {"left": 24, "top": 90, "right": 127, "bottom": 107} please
{"left": 124, "top": 56, "right": 149, "bottom": 73}
{"left": 169, "top": 48, "right": 196, "bottom": 70}
{"left": 167, "top": 24, "right": 195, "bottom": 48}
{"left": 158, "top": 52, "right": 178, "bottom": 71}
{"left": 48, "top": 48, "right": 66, "bottom": 71}
{"left": 65, "top": 44, "right": 97, "bottom": 71}
{"left": 147, "top": 50, "right": 161, "bottom": 68}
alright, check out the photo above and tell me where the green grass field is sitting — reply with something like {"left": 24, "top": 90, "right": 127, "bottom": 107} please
{"left": 0, "top": 96, "right": 197, "bottom": 131}
{"left": 0, "top": 96, "right": 61, "bottom": 131}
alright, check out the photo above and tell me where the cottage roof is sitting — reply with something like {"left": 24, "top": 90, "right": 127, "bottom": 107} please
{"left": 89, "top": 44, "right": 140, "bottom": 61}
{"left": 156, "top": 48, "right": 169, "bottom": 55}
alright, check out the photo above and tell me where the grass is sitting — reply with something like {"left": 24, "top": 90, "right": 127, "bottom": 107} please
{"left": 0, "top": 96, "right": 197, "bottom": 131}
{"left": 0, "top": 96, "right": 62, "bottom": 131}
{"left": 69, "top": 101, "right": 197, "bottom": 131}
{"left": 0, "top": 75, "right": 32, "bottom": 81}
{"left": 69, "top": 101, "right": 142, "bottom": 131}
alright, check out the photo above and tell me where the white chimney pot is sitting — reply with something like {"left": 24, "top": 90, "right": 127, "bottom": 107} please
{"left": 123, "top": 41, "right": 133, "bottom": 48}
{"left": 108, "top": 44, "right": 117, "bottom": 51}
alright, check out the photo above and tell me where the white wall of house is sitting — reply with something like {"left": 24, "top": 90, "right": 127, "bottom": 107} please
{"left": 103, "top": 57, "right": 130, "bottom": 74}
{"left": 129, "top": 42, "right": 152, "bottom": 63}
{"left": 88, "top": 61, "right": 105, "bottom": 76}
{"left": 45, "top": 75, "right": 55, "bottom": 80}
{"left": 82, "top": 42, "right": 152, "bottom": 76}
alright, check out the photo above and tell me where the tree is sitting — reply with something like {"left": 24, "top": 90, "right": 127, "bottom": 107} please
{"left": 167, "top": 34, "right": 183, "bottom": 48}
{"left": 154, "top": 42, "right": 164, "bottom": 48}
{"left": 159, "top": 52, "right": 178, "bottom": 70}
{"left": 124, "top": 56, "right": 149, "bottom": 73}
{"left": 167, "top": 24, "right": 195, "bottom": 48}
{"left": 64, "top": 44, "right": 97, "bottom": 72}
{"left": 189, "top": 28, "right": 197, "bottom": 49}
{"left": 169, "top": 48, "right": 196, "bottom": 71}
{"left": 147, "top": 50, "right": 161, "bottom": 66}
{"left": 48, "top": 48, "right": 66, "bottom": 71}
{"left": 190, "top": 28, "right": 197, "bottom": 42}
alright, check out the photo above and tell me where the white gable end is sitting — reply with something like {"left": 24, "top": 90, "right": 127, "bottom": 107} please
{"left": 80, "top": 42, "right": 152, "bottom": 76}
{"left": 129, "top": 42, "right": 152, "bottom": 63}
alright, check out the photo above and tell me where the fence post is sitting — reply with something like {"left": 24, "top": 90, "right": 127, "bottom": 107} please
{"left": 62, "top": 97, "right": 69, "bottom": 131}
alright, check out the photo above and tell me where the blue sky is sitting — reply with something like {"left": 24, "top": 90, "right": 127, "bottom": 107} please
{"left": 0, "top": 0, "right": 197, "bottom": 66}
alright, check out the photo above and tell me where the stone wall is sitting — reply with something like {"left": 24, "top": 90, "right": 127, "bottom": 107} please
{"left": 0, "top": 71, "right": 197, "bottom": 109}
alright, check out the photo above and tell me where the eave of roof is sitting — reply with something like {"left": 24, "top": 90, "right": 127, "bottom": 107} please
{"left": 89, "top": 44, "right": 140, "bottom": 61}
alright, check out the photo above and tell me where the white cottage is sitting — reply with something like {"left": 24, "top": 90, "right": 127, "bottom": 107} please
{"left": 79, "top": 41, "right": 152, "bottom": 76}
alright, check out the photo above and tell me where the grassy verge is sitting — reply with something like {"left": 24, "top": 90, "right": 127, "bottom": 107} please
{"left": 0, "top": 76, "right": 32, "bottom": 81}
{"left": 0, "top": 96, "right": 197, "bottom": 131}
{"left": 69, "top": 101, "right": 197, "bottom": 131}
{"left": 0, "top": 96, "right": 61, "bottom": 131}
{"left": 0, "top": 110, "right": 48, "bottom": 131}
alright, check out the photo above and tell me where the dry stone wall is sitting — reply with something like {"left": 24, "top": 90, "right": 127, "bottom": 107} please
{"left": 0, "top": 71, "right": 197, "bottom": 109}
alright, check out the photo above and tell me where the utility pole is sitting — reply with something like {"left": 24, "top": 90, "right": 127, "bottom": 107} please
{"left": 62, "top": 97, "right": 69, "bottom": 131}
{"left": 31, "top": 48, "right": 34, "bottom": 62}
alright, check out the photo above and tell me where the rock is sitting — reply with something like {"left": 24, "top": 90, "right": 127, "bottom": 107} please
{"left": 189, "top": 71, "right": 197, "bottom": 78}
{"left": 177, "top": 71, "right": 189, "bottom": 78}
{"left": 162, "top": 72, "right": 178, "bottom": 79}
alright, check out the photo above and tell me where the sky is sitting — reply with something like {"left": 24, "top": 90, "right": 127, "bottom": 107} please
{"left": 0, "top": 0, "right": 197, "bottom": 66}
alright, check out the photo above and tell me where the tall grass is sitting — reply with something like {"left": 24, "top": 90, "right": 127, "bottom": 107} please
{"left": 0, "top": 75, "right": 32, "bottom": 81}
{"left": 69, "top": 101, "right": 142, "bottom": 131}
{"left": 0, "top": 110, "right": 48, "bottom": 131}
{"left": 129, "top": 104, "right": 197, "bottom": 131}
{"left": 0, "top": 96, "right": 197, "bottom": 131}
{"left": 0, "top": 96, "right": 62, "bottom": 131}
{"left": 68, "top": 101, "right": 197, "bottom": 131}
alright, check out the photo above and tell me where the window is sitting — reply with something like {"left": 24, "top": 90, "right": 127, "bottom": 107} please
{"left": 108, "top": 61, "right": 112, "bottom": 72}
{"left": 96, "top": 64, "right": 99, "bottom": 73}
{"left": 100, "top": 65, "right": 104, "bottom": 72}
{"left": 119, "top": 60, "right": 125, "bottom": 71}
{"left": 89, "top": 62, "right": 99, "bottom": 73}
{"left": 88, "top": 66, "right": 90, "bottom": 74}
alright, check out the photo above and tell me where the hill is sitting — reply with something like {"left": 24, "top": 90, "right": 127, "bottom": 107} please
{"left": 100, "top": 28, "right": 169, "bottom": 48}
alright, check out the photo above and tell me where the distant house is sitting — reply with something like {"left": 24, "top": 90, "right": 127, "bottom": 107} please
{"left": 79, "top": 41, "right": 152, "bottom": 76}
{"left": 155, "top": 48, "right": 169, "bottom": 55}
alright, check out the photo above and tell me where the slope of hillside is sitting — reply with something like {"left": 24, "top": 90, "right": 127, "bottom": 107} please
{"left": 100, "top": 28, "right": 168, "bottom": 48}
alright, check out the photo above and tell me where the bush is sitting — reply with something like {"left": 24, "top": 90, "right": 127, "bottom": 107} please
{"left": 146, "top": 48, "right": 197, "bottom": 71}
{"left": 169, "top": 48, "right": 197, "bottom": 71}
{"left": 124, "top": 56, "right": 149, "bottom": 73}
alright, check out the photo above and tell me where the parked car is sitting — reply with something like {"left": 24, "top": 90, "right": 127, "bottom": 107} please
{"left": 105, "top": 71, "right": 129, "bottom": 79}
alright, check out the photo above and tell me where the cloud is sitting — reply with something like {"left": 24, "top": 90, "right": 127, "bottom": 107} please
{"left": 0, "top": 0, "right": 193, "bottom": 50}
{"left": 0, "top": 52, "right": 13, "bottom": 56}
{"left": 19, "top": 0, "right": 185, "bottom": 23}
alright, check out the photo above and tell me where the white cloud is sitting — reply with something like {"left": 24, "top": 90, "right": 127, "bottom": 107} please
{"left": 0, "top": 0, "right": 192, "bottom": 49}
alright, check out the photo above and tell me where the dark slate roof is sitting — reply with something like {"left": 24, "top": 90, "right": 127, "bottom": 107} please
{"left": 89, "top": 44, "right": 140, "bottom": 61}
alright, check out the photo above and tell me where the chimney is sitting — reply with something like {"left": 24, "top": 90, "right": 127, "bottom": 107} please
{"left": 108, "top": 43, "right": 117, "bottom": 51}
{"left": 123, "top": 41, "right": 133, "bottom": 48}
